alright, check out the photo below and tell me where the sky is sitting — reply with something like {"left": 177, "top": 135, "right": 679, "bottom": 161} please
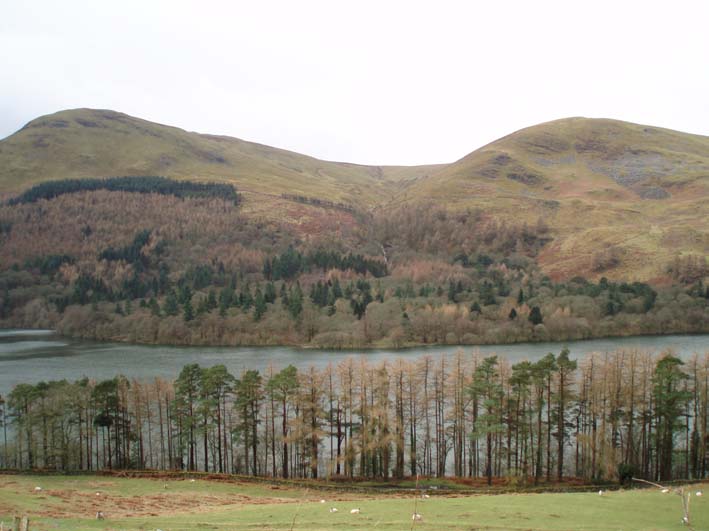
{"left": 2, "top": 0, "right": 709, "bottom": 166}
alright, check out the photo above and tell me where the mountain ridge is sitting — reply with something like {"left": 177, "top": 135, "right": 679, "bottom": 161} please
{"left": 1, "top": 108, "right": 707, "bottom": 281}
{"left": 0, "top": 108, "right": 444, "bottom": 208}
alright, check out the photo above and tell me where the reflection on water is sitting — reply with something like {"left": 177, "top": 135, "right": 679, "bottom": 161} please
{"left": 0, "top": 341, "right": 69, "bottom": 354}
{"left": 0, "top": 329, "right": 54, "bottom": 337}
{"left": 0, "top": 329, "right": 708, "bottom": 395}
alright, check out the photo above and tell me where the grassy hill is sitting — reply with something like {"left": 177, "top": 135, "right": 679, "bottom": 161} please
{"left": 0, "top": 108, "right": 442, "bottom": 209}
{"left": 401, "top": 117, "right": 709, "bottom": 279}
{"left": 0, "top": 110, "right": 707, "bottom": 281}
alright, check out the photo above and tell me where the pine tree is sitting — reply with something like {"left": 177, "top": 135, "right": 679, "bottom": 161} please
{"left": 201, "top": 365, "right": 234, "bottom": 473}
{"left": 264, "top": 282, "right": 277, "bottom": 304}
{"left": 148, "top": 297, "right": 161, "bottom": 316}
{"left": 528, "top": 306, "right": 543, "bottom": 325}
{"left": 470, "top": 356, "right": 504, "bottom": 486}
{"left": 262, "top": 258, "right": 273, "bottom": 281}
{"left": 288, "top": 283, "right": 303, "bottom": 319}
{"left": 218, "top": 287, "right": 233, "bottom": 316}
{"left": 164, "top": 290, "right": 179, "bottom": 316}
{"left": 174, "top": 364, "right": 203, "bottom": 470}
{"left": 653, "top": 354, "right": 691, "bottom": 480}
{"left": 253, "top": 289, "right": 266, "bottom": 321}
{"left": 234, "top": 370, "right": 263, "bottom": 475}
{"left": 206, "top": 290, "right": 217, "bottom": 311}
{"left": 240, "top": 287, "right": 254, "bottom": 310}
{"left": 555, "top": 347, "right": 577, "bottom": 480}
{"left": 480, "top": 281, "right": 496, "bottom": 306}
{"left": 183, "top": 298, "right": 195, "bottom": 322}
{"left": 332, "top": 278, "right": 343, "bottom": 299}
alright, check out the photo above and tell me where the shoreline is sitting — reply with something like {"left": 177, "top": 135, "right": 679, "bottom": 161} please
{"left": 0, "top": 328, "right": 709, "bottom": 353}
{"left": 2, "top": 327, "right": 709, "bottom": 353}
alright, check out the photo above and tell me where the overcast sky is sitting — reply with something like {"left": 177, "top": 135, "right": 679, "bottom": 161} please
{"left": 2, "top": 0, "right": 708, "bottom": 165}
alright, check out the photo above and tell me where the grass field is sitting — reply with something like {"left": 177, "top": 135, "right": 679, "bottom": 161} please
{"left": 1, "top": 474, "right": 707, "bottom": 531}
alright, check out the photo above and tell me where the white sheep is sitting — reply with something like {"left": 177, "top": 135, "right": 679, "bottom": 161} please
{"left": 350, "top": 508, "right": 360, "bottom": 514}
{"left": 329, "top": 507, "right": 338, "bottom": 513}
{"left": 696, "top": 491, "right": 703, "bottom": 497}
{"left": 412, "top": 513, "right": 423, "bottom": 521}
{"left": 320, "top": 499, "right": 326, "bottom": 503}
{"left": 598, "top": 490, "right": 603, "bottom": 496}
{"left": 34, "top": 486, "right": 42, "bottom": 492}
{"left": 661, "top": 488, "right": 670, "bottom": 494}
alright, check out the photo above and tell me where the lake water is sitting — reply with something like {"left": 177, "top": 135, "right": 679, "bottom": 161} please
{"left": 1, "top": 330, "right": 708, "bottom": 396}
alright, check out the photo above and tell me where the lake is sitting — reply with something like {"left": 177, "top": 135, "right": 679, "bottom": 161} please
{"left": 1, "top": 330, "right": 708, "bottom": 395}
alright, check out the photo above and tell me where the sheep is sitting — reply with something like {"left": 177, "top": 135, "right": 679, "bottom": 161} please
{"left": 422, "top": 493, "right": 431, "bottom": 499}
{"left": 320, "top": 499, "right": 326, "bottom": 503}
{"left": 350, "top": 508, "right": 360, "bottom": 514}
{"left": 696, "top": 491, "right": 703, "bottom": 497}
{"left": 329, "top": 507, "right": 338, "bottom": 513}
{"left": 412, "top": 513, "right": 423, "bottom": 521}
{"left": 34, "top": 486, "right": 42, "bottom": 492}
{"left": 661, "top": 488, "right": 670, "bottom": 494}
{"left": 598, "top": 490, "right": 604, "bottom": 496}
{"left": 95, "top": 511, "right": 105, "bottom": 520}
{"left": 95, "top": 492, "right": 101, "bottom": 497}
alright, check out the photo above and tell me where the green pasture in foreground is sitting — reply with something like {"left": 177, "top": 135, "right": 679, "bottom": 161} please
{"left": 1, "top": 474, "right": 708, "bottom": 531}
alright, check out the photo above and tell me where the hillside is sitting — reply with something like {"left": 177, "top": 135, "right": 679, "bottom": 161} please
{"left": 1, "top": 110, "right": 707, "bottom": 281}
{"left": 0, "top": 108, "right": 442, "bottom": 209}
{"left": 0, "top": 111, "right": 707, "bottom": 347}
{"left": 402, "top": 117, "right": 709, "bottom": 279}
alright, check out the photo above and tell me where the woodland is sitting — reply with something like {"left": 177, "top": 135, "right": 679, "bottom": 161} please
{"left": 0, "top": 179, "right": 707, "bottom": 349}
{"left": 0, "top": 348, "right": 707, "bottom": 485}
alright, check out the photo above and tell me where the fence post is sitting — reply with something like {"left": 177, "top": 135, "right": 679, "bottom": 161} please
{"left": 19, "top": 517, "right": 28, "bottom": 531}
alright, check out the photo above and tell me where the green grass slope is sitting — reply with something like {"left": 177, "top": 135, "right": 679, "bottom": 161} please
{"left": 1, "top": 474, "right": 708, "bottom": 531}
{"left": 403, "top": 117, "right": 709, "bottom": 280}
{"left": 0, "top": 109, "right": 442, "bottom": 209}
